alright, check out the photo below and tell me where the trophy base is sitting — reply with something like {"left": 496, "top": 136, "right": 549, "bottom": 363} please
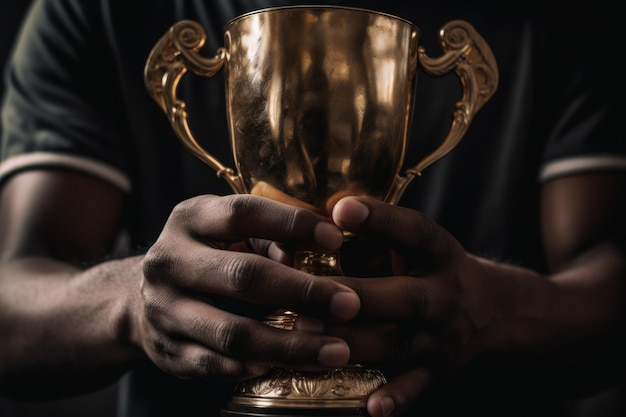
{"left": 220, "top": 403, "right": 369, "bottom": 417}
{"left": 220, "top": 365, "right": 384, "bottom": 417}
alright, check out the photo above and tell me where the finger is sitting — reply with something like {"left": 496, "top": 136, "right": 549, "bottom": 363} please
{"left": 143, "top": 240, "right": 360, "bottom": 322}
{"left": 332, "top": 274, "right": 449, "bottom": 324}
{"left": 367, "top": 367, "right": 432, "bottom": 417}
{"left": 144, "top": 293, "right": 351, "bottom": 370}
{"left": 147, "top": 336, "right": 268, "bottom": 380}
{"left": 325, "top": 322, "right": 440, "bottom": 365}
{"left": 169, "top": 194, "right": 344, "bottom": 251}
{"left": 332, "top": 196, "right": 459, "bottom": 262}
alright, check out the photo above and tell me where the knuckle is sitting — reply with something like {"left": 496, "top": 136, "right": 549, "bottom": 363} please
{"left": 168, "top": 198, "right": 197, "bottom": 225}
{"left": 281, "top": 333, "right": 309, "bottom": 363}
{"left": 194, "top": 359, "right": 219, "bottom": 379}
{"left": 194, "top": 360, "right": 217, "bottom": 379}
{"left": 287, "top": 208, "right": 308, "bottom": 234}
{"left": 139, "top": 274, "right": 177, "bottom": 326}
{"left": 195, "top": 354, "right": 245, "bottom": 379}
{"left": 214, "top": 320, "right": 249, "bottom": 355}
{"left": 153, "top": 336, "right": 179, "bottom": 359}
{"left": 141, "top": 286, "right": 168, "bottom": 323}
{"left": 143, "top": 242, "right": 177, "bottom": 282}
{"left": 302, "top": 274, "right": 319, "bottom": 304}
{"left": 223, "top": 194, "right": 257, "bottom": 220}
{"left": 167, "top": 195, "right": 217, "bottom": 230}
{"left": 170, "top": 199, "right": 189, "bottom": 217}
{"left": 219, "top": 194, "right": 262, "bottom": 235}
{"left": 221, "top": 255, "right": 258, "bottom": 294}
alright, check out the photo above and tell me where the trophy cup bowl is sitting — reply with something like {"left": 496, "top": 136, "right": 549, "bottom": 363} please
{"left": 144, "top": 5, "right": 498, "bottom": 416}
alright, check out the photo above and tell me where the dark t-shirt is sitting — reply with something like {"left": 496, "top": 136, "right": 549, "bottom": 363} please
{"left": 1, "top": 1, "right": 625, "bottom": 416}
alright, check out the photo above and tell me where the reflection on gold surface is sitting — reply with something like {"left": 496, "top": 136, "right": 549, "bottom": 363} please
{"left": 145, "top": 7, "right": 497, "bottom": 211}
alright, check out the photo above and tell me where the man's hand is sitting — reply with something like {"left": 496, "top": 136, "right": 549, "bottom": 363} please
{"left": 327, "top": 196, "right": 491, "bottom": 417}
{"left": 137, "top": 194, "right": 361, "bottom": 380}
{"left": 324, "top": 185, "right": 625, "bottom": 417}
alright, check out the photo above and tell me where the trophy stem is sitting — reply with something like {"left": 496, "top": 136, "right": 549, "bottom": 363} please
{"left": 221, "top": 248, "right": 387, "bottom": 417}
{"left": 295, "top": 250, "right": 344, "bottom": 276}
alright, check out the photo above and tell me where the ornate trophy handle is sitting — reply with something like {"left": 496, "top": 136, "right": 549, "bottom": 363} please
{"left": 386, "top": 20, "right": 498, "bottom": 205}
{"left": 144, "top": 20, "right": 246, "bottom": 194}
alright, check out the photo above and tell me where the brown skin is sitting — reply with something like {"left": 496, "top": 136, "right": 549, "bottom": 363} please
{"left": 0, "top": 169, "right": 358, "bottom": 398}
{"left": 0, "top": 169, "right": 625, "bottom": 417}
{"left": 327, "top": 173, "right": 626, "bottom": 416}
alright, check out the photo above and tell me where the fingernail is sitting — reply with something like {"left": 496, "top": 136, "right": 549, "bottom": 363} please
{"left": 330, "top": 291, "right": 360, "bottom": 321}
{"left": 333, "top": 198, "right": 369, "bottom": 227}
{"left": 314, "top": 222, "right": 344, "bottom": 250}
{"left": 318, "top": 342, "right": 350, "bottom": 368}
{"left": 381, "top": 396, "right": 395, "bottom": 417}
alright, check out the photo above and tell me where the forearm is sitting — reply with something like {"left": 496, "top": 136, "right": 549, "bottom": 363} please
{"left": 476, "top": 243, "right": 625, "bottom": 396}
{"left": 0, "top": 255, "right": 146, "bottom": 400}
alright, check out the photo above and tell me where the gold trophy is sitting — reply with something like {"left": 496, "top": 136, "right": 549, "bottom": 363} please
{"left": 144, "top": 5, "right": 497, "bottom": 416}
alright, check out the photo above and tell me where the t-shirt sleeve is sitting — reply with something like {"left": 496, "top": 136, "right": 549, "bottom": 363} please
{"left": 536, "top": 10, "right": 626, "bottom": 182}
{"left": 0, "top": 0, "right": 131, "bottom": 192}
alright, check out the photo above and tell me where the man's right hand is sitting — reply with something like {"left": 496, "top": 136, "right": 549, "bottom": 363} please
{"left": 137, "top": 193, "right": 360, "bottom": 380}
{"left": 0, "top": 171, "right": 359, "bottom": 398}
